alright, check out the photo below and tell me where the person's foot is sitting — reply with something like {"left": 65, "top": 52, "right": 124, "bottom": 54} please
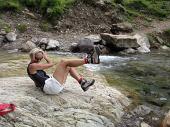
{"left": 80, "top": 79, "right": 95, "bottom": 91}
{"left": 86, "top": 46, "right": 101, "bottom": 64}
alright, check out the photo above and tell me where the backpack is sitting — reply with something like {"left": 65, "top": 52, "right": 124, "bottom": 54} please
{"left": 0, "top": 103, "right": 16, "bottom": 116}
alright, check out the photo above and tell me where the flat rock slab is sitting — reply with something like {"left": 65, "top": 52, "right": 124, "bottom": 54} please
{"left": 0, "top": 76, "right": 130, "bottom": 127}
{"left": 101, "top": 33, "right": 139, "bottom": 48}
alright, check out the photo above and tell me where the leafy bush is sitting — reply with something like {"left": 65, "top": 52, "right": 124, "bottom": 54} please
{"left": 0, "top": 0, "right": 20, "bottom": 11}
{"left": 39, "top": 21, "right": 50, "bottom": 32}
{"left": 16, "top": 23, "right": 28, "bottom": 33}
{"left": 0, "top": 0, "right": 75, "bottom": 18}
{"left": 114, "top": 0, "right": 124, "bottom": 4}
{"left": 123, "top": 0, "right": 170, "bottom": 18}
{"left": 19, "top": 0, "right": 75, "bottom": 18}
{"left": 0, "top": 19, "right": 12, "bottom": 32}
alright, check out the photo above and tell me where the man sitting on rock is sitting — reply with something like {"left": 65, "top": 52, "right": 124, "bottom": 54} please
{"left": 27, "top": 47, "right": 100, "bottom": 94}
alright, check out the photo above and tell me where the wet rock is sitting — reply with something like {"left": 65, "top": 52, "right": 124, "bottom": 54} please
{"left": 21, "top": 41, "right": 36, "bottom": 52}
{"left": 121, "top": 48, "right": 137, "bottom": 54}
{"left": 0, "top": 76, "right": 130, "bottom": 127}
{"left": 141, "top": 122, "right": 151, "bottom": 127}
{"left": 5, "top": 32, "right": 17, "bottom": 42}
{"left": 7, "top": 49, "right": 19, "bottom": 53}
{"left": 110, "top": 22, "right": 133, "bottom": 35}
{"left": 70, "top": 43, "right": 79, "bottom": 53}
{"left": 71, "top": 35, "right": 101, "bottom": 53}
{"left": 161, "top": 45, "right": 170, "bottom": 50}
{"left": 134, "top": 34, "right": 150, "bottom": 53}
{"left": 146, "top": 97, "right": 167, "bottom": 107}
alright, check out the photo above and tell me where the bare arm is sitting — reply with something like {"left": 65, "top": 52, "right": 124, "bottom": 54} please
{"left": 29, "top": 52, "right": 56, "bottom": 73}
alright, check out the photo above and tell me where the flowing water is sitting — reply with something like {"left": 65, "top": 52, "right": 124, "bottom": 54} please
{"left": 85, "top": 50, "right": 170, "bottom": 111}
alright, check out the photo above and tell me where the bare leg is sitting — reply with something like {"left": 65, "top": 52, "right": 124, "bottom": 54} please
{"left": 53, "top": 59, "right": 85, "bottom": 85}
{"left": 69, "top": 67, "right": 82, "bottom": 83}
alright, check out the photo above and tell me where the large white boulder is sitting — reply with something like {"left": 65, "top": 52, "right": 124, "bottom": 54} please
{"left": 101, "top": 33, "right": 139, "bottom": 48}
{"left": 46, "top": 39, "right": 60, "bottom": 50}
{"left": 6, "top": 32, "right": 17, "bottom": 42}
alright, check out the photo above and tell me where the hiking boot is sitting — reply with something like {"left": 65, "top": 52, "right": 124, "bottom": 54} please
{"left": 80, "top": 79, "right": 95, "bottom": 91}
{"left": 86, "top": 45, "right": 101, "bottom": 64}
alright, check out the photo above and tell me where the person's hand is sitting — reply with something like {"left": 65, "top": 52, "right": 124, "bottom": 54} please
{"left": 43, "top": 51, "right": 48, "bottom": 60}
{"left": 32, "top": 53, "right": 36, "bottom": 61}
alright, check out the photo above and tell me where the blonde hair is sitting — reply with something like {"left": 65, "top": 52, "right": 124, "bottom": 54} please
{"left": 29, "top": 48, "right": 43, "bottom": 59}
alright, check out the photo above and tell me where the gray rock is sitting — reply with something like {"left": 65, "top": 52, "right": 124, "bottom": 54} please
{"left": 46, "top": 39, "right": 60, "bottom": 50}
{"left": 0, "top": 76, "right": 130, "bottom": 127}
{"left": 110, "top": 22, "right": 133, "bottom": 34}
{"left": 40, "top": 38, "right": 49, "bottom": 45}
{"left": 84, "top": 35, "right": 101, "bottom": 44}
{"left": 70, "top": 43, "right": 79, "bottom": 53}
{"left": 31, "top": 37, "right": 39, "bottom": 44}
{"left": 5, "top": 32, "right": 17, "bottom": 42}
{"left": 0, "top": 35, "right": 4, "bottom": 45}
{"left": 134, "top": 34, "right": 150, "bottom": 53}
{"left": 101, "top": 33, "right": 139, "bottom": 48}
{"left": 97, "top": 0, "right": 112, "bottom": 4}
{"left": 131, "top": 105, "right": 151, "bottom": 116}
{"left": 141, "top": 122, "right": 151, "bottom": 127}
{"left": 71, "top": 35, "right": 101, "bottom": 53}
{"left": 122, "top": 48, "right": 136, "bottom": 54}
{"left": 21, "top": 41, "right": 36, "bottom": 52}
{"left": 0, "top": 29, "right": 6, "bottom": 35}
{"left": 161, "top": 45, "right": 170, "bottom": 50}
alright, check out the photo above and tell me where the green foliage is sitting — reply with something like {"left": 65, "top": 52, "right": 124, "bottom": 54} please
{"left": 39, "top": 21, "right": 51, "bottom": 32}
{"left": 0, "top": 0, "right": 75, "bottom": 18}
{"left": 0, "top": 0, "right": 20, "bottom": 11}
{"left": 46, "top": 0, "right": 75, "bottom": 18}
{"left": 123, "top": 0, "right": 170, "bottom": 18}
{"left": 19, "top": 0, "right": 75, "bottom": 18}
{"left": 0, "top": 19, "right": 11, "bottom": 33}
{"left": 164, "top": 29, "right": 170, "bottom": 35}
{"left": 16, "top": 23, "right": 27, "bottom": 33}
{"left": 114, "top": 0, "right": 124, "bottom": 4}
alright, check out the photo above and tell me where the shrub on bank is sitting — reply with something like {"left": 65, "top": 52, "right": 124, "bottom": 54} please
{"left": 0, "top": 0, "right": 20, "bottom": 11}
{"left": 0, "top": 0, "right": 75, "bottom": 18}
{"left": 123, "top": 0, "right": 170, "bottom": 18}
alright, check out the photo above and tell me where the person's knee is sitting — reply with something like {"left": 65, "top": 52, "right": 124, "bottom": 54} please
{"left": 60, "top": 59, "right": 68, "bottom": 66}
{"left": 66, "top": 67, "right": 71, "bottom": 72}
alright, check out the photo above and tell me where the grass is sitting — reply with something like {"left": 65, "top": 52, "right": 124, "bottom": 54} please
{"left": 39, "top": 21, "right": 51, "bottom": 32}
{"left": 123, "top": 0, "right": 170, "bottom": 19}
{"left": 17, "top": 23, "right": 28, "bottom": 33}
{"left": 0, "top": 0, "right": 75, "bottom": 19}
{"left": 0, "top": 0, "right": 20, "bottom": 11}
{"left": 0, "top": 19, "right": 12, "bottom": 32}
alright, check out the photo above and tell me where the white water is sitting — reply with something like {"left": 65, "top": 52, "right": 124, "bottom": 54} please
{"left": 84, "top": 55, "right": 137, "bottom": 71}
